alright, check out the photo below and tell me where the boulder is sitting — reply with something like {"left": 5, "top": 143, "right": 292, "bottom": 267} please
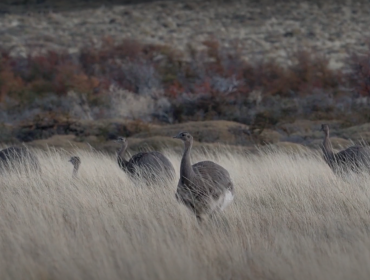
{"left": 132, "top": 120, "right": 252, "bottom": 146}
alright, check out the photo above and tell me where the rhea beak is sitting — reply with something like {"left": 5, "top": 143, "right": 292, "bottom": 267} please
{"left": 173, "top": 135, "right": 180, "bottom": 139}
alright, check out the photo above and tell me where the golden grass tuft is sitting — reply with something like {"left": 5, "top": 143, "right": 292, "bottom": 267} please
{"left": 1, "top": 146, "right": 370, "bottom": 279}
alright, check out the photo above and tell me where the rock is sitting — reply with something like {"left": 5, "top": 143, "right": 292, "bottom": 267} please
{"left": 13, "top": 116, "right": 156, "bottom": 143}
{"left": 268, "top": 142, "right": 311, "bottom": 154}
{"left": 0, "top": 123, "right": 16, "bottom": 143}
{"left": 337, "top": 123, "right": 370, "bottom": 144}
{"left": 308, "top": 137, "right": 353, "bottom": 151}
{"left": 124, "top": 136, "right": 182, "bottom": 152}
{"left": 276, "top": 119, "right": 345, "bottom": 142}
{"left": 131, "top": 120, "right": 252, "bottom": 146}
{"left": 259, "top": 129, "right": 282, "bottom": 144}
{"left": 27, "top": 135, "right": 87, "bottom": 150}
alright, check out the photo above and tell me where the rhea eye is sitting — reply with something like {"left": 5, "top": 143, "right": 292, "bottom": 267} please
{"left": 181, "top": 133, "right": 185, "bottom": 137}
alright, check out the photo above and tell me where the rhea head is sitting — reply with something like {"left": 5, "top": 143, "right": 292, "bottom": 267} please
{"left": 321, "top": 124, "right": 330, "bottom": 135}
{"left": 68, "top": 156, "right": 81, "bottom": 168}
{"left": 173, "top": 131, "right": 193, "bottom": 142}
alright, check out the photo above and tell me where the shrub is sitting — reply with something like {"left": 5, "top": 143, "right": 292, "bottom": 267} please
{"left": 348, "top": 46, "right": 370, "bottom": 97}
{"left": 1, "top": 37, "right": 370, "bottom": 126}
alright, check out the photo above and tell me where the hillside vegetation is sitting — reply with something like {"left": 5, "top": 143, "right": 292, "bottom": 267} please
{"left": 0, "top": 37, "right": 369, "bottom": 146}
{"left": 1, "top": 1, "right": 370, "bottom": 148}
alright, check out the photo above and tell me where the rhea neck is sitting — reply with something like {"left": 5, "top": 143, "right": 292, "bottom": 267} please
{"left": 322, "top": 129, "right": 334, "bottom": 159}
{"left": 117, "top": 142, "right": 129, "bottom": 165}
{"left": 72, "top": 164, "right": 79, "bottom": 178}
{"left": 180, "top": 138, "right": 195, "bottom": 178}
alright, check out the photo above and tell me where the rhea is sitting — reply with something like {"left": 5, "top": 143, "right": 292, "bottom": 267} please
{"left": 116, "top": 136, "right": 176, "bottom": 183}
{"left": 173, "top": 131, "right": 234, "bottom": 221}
{"left": 321, "top": 124, "right": 370, "bottom": 173}
{"left": 68, "top": 156, "right": 81, "bottom": 178}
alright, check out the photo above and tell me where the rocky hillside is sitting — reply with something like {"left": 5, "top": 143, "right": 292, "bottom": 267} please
{"left": 1, "top": 0, "right": 370, "bottom": 151}
{"left": 1, "top": 118, "right": 369, "bottom": 155}
{"left": 0, "top": 1, "right": 369, "bottom": 69}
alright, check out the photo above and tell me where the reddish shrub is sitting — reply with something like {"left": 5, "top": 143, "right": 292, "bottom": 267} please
{"left": 0, "top": 67, "right": 25, "bottom": 101}
{"left": 166, "top": 80, "right": 184, "bottom": 98}
{"left": 348, "top": 49, "right": 370, "bottom": 97}
{"left": 287, "top": 50, "right": 343, "bottom": 94}
{"left": 0, "top": 37, "right": 366, "bottom": 125}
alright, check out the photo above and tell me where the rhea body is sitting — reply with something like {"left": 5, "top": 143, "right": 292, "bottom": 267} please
{"left": 173, "top": 132, "right": 234, "bottom": 221}
{"left": 0, "top": 146, "right": 40, "bottom": 173}
{"left": 116, "top": 137, "right": 175, "bottom": 183}
{"left": 68, "top": 156, "right": 81, "bottom": 178}
{"left": 321, "top": 124, "right": 370, "bottom": 173}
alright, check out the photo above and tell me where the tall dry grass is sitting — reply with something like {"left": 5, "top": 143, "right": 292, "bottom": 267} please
{"left": 1, "top": 145, "right": 370, "bottom": 280}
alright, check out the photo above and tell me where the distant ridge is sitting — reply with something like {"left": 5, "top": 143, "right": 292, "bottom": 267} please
{"left": 0, "top": 0, "right": 166, "bottom": 14}
{"left": 2, "top": 0, "right": 360, "bottom": 14}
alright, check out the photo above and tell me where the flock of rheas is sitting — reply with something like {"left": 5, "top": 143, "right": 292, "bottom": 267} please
{"left": 1, "top": 124, "right": 369, "bottom": 222}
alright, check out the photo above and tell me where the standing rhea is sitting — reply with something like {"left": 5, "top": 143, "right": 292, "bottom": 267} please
{"left": 116, "top": 136, "right": 176, "bottom": 183}
{"left": 173, "top": 132, "right": 234, "bottom": 221}
{"left": 321, "top": 124, "right": 370, "bottom": 173}
{"left": 0, "top": 146, "right": 40, "bottom": 173}
{"left": 68, "top": 156, "right": 81, "bottom": 178}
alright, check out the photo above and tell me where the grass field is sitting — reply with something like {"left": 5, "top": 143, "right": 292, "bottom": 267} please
{"left": 1, "top": 145, "right": 370, "bottom": 280}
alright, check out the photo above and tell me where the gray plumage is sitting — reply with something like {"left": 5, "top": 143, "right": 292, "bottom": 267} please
{"left": 173, "top": 132, "right": 234, "bottom": 221}
{"left": 116, "top": 136, "right": 176, "bottom": 183}
{"left": 68, "top": 156, "right": 81, "bottom": 178}
{"left": 321, "top": 124, "right": 370, "bottom": 173}
{"left": 0, "top": 146, "right": 40, "bottom": 173}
